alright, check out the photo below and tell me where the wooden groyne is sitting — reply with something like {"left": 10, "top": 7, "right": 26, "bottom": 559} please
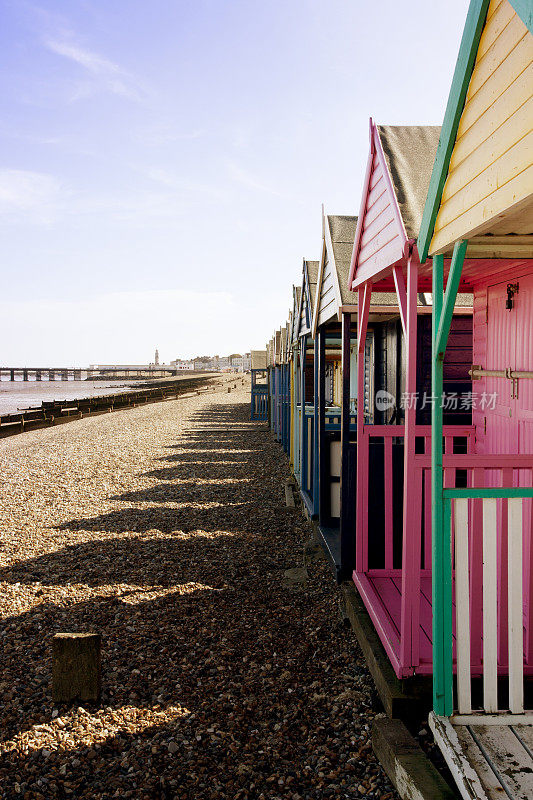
{"left": 0, "top": 375, "right": 234, "bottom": 439}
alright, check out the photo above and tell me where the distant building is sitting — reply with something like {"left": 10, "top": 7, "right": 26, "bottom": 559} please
{"left": 168, "top": 352, "right": 249, "bottom": 372}
{"left": 172, "top": 360, "right": 194, "bottom": 371}
{"left": 154, "top": 349, "right": 160, "bottom": 366}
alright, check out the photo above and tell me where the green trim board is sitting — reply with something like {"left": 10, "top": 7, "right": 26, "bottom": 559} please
{"left": 431, "top": 253, "right": 453, "bottom": 717}
{"left": 417, "top": 0, "right": 491, "bottom": 264}
{"left": 435, "top": 241, "right": 468, "bottom": 356}
{"left": 444, "top": 488, "right": 533, "bottom": 498}
{"left": 510, "top": 0, "right": 533, "bottom": 34}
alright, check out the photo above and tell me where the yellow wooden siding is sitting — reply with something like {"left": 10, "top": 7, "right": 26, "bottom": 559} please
{"left": 333, "top": 360, "right": 342, "bottom": 406}
{"left": 430, "top": 0, "right": 533, "bottom": 254}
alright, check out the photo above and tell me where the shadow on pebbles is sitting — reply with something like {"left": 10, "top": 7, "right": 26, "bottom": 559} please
{"left": 0, "top": 388, "right": 398, "bottom": 800}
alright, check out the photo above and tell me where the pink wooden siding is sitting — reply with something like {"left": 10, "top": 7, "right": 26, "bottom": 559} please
{"left": 355, "top": 146, "right": 405, "bottom": 284}
{"left": 516, "top": 275, "right": 533, "bottom": 455}
{"left": 317, "top": 253, "right": 337, "bottom": 328}
{"left": 473, "top": 271, "right": 533, "bottom": 456}
{"left": 471, "top": 271, "right": 533, "bottom": 667}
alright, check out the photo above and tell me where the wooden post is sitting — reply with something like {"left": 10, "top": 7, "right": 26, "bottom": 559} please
{"left": 340, "top": 312, "right": 356, "bottom": 579}
{"left": 318, "top": 326, "right": 327, "bottom": 527}
{"left": 432, "top": 242, "right": 467, "bottom": 716}
{"left": 400, "top": 256, "right": 420, "bottom": 672}
{"left": 432, "top": 253, "right": 448, "bottom": 715}
{"left": 52, "top": 633, "right": 102, "bottom": 703}
{"left": 356, "top": 285, "right": 371, "bottom": 575}
{"left": 300, "top": 336, "right": 307, "bottom": 492}
{"left": 290, "top": 354, "right": 295, "bottom": 466}
{"left": 313, "top": 335, "right": 320, "bottom": 516}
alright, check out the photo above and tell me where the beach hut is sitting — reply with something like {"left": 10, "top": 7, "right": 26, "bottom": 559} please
{"left": 416, "top": 1, "right": 533, "bottom": 794}
{"left": 310, "top": 212, "right": 359, "bottom": 578}
{"left": 312, "top": 209, "right": 402, "bottom": 580}
{"left": 272, "top": 329, "right": 283, "bottom": 441}
{"left": 348, "top": 121, "right": 474, "bottom": 679}
{"left": 266, "top": 337, "right": 274, "bottom": 428}
{"left": 280, "top": 321, "right": 292, "bottom": 455}
{"left": 290, "top": 286, "right": 302, "bottom": 474}
{"left": 250, "top": 350, "right": 268, "bottom": 421}
{"left": 295, "top": 259, "right": 320, "bottom": 515}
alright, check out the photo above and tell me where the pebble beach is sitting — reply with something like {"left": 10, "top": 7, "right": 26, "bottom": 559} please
{"left": 0, "top": 381, "right": 398, "bottom": 800}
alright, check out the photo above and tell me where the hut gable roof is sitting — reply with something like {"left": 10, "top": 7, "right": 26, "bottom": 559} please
{"left": 296, "top": 259, "right": 319, "bottom": 338}
{"left": 418, "top": 0, "right": 533, "bottom": 262}
{"left": 377, "top": 125, "right": 441, "bottom": 241}
{"left": 349, "top": 120, "right": 441, "bottom": 290}
{"left": 328, "top": 214, "right": 359, "bottom": 305}
{"left": 312, "top": 211, "right": 358, "bottom": 334}
{"left": 306, "top": 259, "right": 319, "bottom": 309}
{"left": 274, "top": 329, "right": 282, "bottom": 364}
{"left": 251, "top": 350, "right": 267, "bottom": 370}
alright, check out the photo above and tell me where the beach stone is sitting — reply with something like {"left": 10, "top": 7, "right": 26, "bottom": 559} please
{"left": 282, "top": 567, "right": 308, "bottom": 589}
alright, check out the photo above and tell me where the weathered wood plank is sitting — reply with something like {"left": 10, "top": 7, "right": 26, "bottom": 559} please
{"left": 373, "top": 717, "right": 457, "bottom": 800}
{"left": 429, "top": 714, "right": 491, "bottom": 800}
{"left": 341, "top": 583, "right": 429, "bottom": 720}
{"left": 454, "top": 724, "right": 505, "bottom": 799}
{"left": 471, "top": 724, "right": 533, "bottom": 798}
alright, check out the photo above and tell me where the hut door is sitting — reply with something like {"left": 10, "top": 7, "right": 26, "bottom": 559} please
{"left": 514, "top": 274, "right": 533, "bottom": 455}
{"left": 363, "top": 332, "right": 375, "bottom": 424}
{"left": 486, "top": 275, "right": 533, "bottom": 455}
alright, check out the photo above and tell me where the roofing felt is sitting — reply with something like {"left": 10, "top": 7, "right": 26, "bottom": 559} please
{"left": 274, "top": 330, "right": 281, "bottom": 362}
{"left": 251, "top": 350, "right": 267, "bottom": 370}
{"left": 281, "top": 323, "right": 289, "bottom": 357}
{"left": 376, "top": 125, "right": 442, "bottom": 241}
{"left": 305, "top": 259, "right": 319, "bottom": 309}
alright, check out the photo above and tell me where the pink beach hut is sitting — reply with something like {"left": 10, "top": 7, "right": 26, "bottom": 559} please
{"left": 349, "top": 122, "right": 474, "bottom": 679}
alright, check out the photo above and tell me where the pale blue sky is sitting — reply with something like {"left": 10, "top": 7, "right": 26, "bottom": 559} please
{"left": 1, "top": 0, "right": 469, "bottom": 364}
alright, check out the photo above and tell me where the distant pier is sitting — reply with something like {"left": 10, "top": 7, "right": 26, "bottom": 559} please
{"left": 0, "top": 365, "right": 188, "bottom": 381}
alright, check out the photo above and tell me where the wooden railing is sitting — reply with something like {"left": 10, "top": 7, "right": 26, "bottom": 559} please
{"left": 357, "top": 424, "right": 475, "bottom": 568}
{"left": 355, "top": 424, "right": 476, "bottom": 676}
{"left": 251, "top": 386, "right": 268, "bottom": 421}
{"left": 438, "top": 475, "right": 533, "bottom": 719}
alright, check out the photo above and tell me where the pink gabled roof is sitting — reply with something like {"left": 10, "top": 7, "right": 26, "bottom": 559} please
{"left": 349, "top": 120, "right": 441, "bottom": 290}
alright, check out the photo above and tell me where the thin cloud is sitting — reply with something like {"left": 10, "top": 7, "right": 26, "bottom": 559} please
{"left": 227, "top": 162, "right": 283, "bottom": 197}
{"left": 0, "top": 168, "right": 64, "bottom": 222}
{"left": 133, "top": 127, "right": 206, "bottom": 147}
{"left": 0, "top": 289, "right": 246, "bottom": 364}
{"left": 44, "top": 38, "right": 145, "bottom": 101}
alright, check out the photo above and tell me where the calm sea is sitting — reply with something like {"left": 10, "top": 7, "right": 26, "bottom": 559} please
{"left": 0, "top": 379, "right": 137, "bottom": 416}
